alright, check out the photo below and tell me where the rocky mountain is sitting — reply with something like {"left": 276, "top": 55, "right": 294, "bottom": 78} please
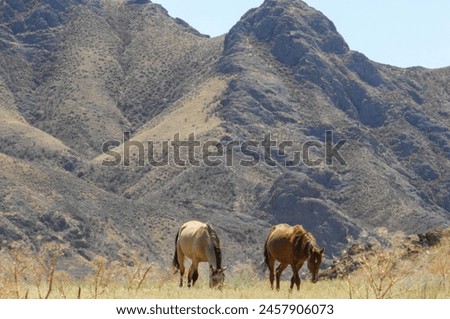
{"left": 0, "top": 0, "right": 449, "bottom": 272}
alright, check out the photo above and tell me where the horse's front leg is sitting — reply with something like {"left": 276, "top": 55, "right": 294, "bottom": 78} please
{"left": 291, "top": 263, "right": 303, "bottom": 291}
{"left": 275, "top": 263, "right": 288, "bottom": 291}
{"left": 290, "top": 274, "right": 296, "bottom": 291}
{"left": 295, "top": 272, "right": 301, "bottom": 290}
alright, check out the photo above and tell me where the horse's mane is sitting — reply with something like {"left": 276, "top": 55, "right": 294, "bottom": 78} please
{"left": 293, "top": 226, "right": 318, "bottom": 258}
{"left": 206, "top": 224, "right": 222, "bottom": 269}
{"left": 303, "top": 232, "right": 318, "bottom": 252}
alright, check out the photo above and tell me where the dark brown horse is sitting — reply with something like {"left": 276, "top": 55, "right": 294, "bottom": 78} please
{"left": 173, "top": 220, "right": 226, "bottom": 288}
{"left": 264, "top": 223, "right": 325, "bottom": 291}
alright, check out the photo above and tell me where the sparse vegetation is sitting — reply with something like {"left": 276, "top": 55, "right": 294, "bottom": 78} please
{"left": 339, "top": 231, "right": 414, "bottom": 299}
{"left": 1, "top": 230, "right": 448, "bottom": 299}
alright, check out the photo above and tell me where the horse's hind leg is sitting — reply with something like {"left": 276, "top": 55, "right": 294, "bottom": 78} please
{"left": 266, "top": 255, "right": 275, "bottom": 289}
{"left": 275, "top": 263, "right": 288, "bottom": 291}
{"left": 177, "top": 248, "right": 185, "bottom": 287}
{"left": 192, "top": 268, "right": 199, "bottom": 286}
{"left": 187, "top": 261, "right": 199, "bottom": 288}
{"left": 187, "top": 264, "right": 194, "bottom": 288}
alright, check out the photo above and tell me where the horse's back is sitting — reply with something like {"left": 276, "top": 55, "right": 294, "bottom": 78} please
{"left": 266, "top": 224, "right": 306, "bottom": 264}
{"left": 268, "top": 223, "right": 305, "bottom": 239}
{"left": 179, "top": 220, "right": 207, "bottom": 237}
{"left": 177, "top": 220, "right": 209, "bottom": 261}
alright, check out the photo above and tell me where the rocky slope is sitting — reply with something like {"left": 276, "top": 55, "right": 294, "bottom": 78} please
{"left": 0, "top": 0, "right": 449, "bottom": 271}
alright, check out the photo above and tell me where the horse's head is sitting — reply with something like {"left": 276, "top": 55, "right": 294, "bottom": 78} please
{"left": 307, "top": 247, "right": 325, "bottom": 283}
{"left": 209, "top": 266, "right": 227, "bottom": 289}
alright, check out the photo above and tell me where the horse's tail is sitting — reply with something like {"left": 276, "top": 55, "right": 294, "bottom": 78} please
{"left": 263, "top": 238, "right": 269, "bottom": 268}
{"left": 263, "top": 227, "right": 274, "bottom": 268}
{"left": 172, "top": 230, "right": 180, "bottom": 272}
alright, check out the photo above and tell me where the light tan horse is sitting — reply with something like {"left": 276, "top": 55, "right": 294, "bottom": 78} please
{"left": 264, "top": 223, "right": 325, "bottom": 291}
{"left": 173, "top": 220, "right": 226, "bottom": 288}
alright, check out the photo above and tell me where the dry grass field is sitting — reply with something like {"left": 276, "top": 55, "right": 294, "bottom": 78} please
{"left": 1, "top": 233, "right": 448, "bottom": 299}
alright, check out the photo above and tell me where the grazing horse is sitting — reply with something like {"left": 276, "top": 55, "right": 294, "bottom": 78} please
{"left": 264, "top": 223, "right": 325, "bottom": 291}
{"left": 173, "top": 220, "right": 226, "bottom": 288}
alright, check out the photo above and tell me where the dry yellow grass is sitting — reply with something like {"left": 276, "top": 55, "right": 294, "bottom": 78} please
{"left": 1, "top": 273, "right": 448, "bottom": 299}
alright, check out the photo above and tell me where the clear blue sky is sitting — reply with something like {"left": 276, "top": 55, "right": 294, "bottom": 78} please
{"left": 152, "top": 0, "right": 450, "bottom": 69}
